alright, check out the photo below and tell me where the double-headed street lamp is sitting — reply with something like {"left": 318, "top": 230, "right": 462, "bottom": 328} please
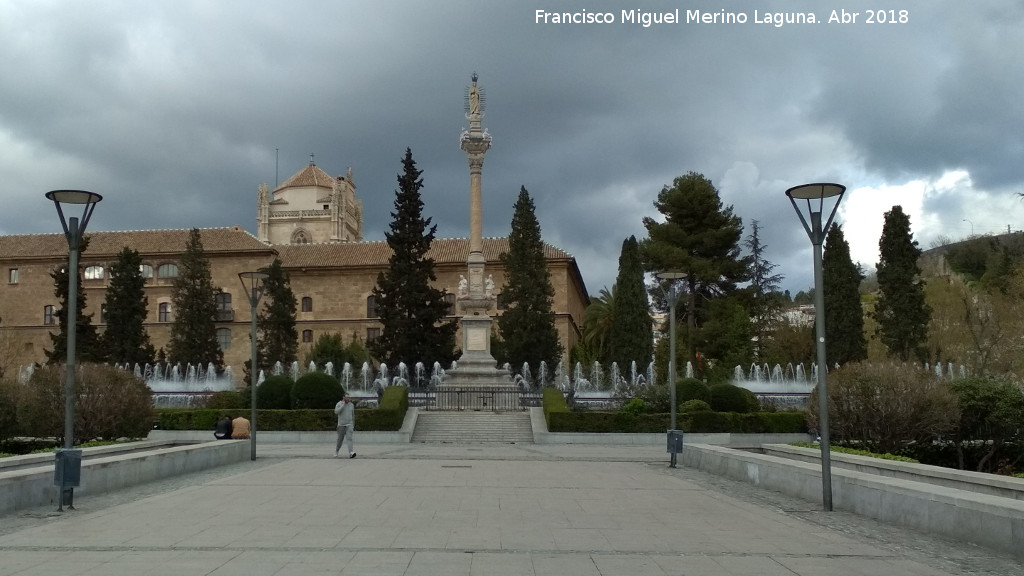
{"left": 656, "top": 270, "right": 686, "bottom": 468}
{"left": 45, "top": 190, "right": 103, "bottom": 509}
{"left": 786, "top": 182, "right": 846, "bottom": 512}
{"left": 239, "top": 271, "right": 268, "bottom": 461}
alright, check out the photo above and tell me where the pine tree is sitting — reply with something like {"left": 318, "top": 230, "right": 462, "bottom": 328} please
{"left": 497, "top": 187, "right": 564, "bottom": 371}
{"left": 257, "top": 258, "right": 298, "bottom": 370}
{"left": 641, "top": 171, "right": 751, "bottom": 364}
{"left": 45, "top": 237, "right": 106, "bottom": 364}
{"left": 822, "top": 224, "right": 867, "bottom": 364}
{"left": 102, "top": 247, "right": 156, "bottom": 366}
{"left": 607, "top": 236, "right": 653, "bottom": 370}
{"left": 745, "top": 220, "right": 784, "bottom": 360}
{"left": 874, "top": 206, "right": 931, "bottom": 361}
{"left": 168, "top": 229, "right": 224, "bottom": 369}
{"left": 369, "top": 149, "right": 457, "bottom": 367}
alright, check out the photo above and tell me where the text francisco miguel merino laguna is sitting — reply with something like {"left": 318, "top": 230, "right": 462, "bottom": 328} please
{"left": 536, "top": 9, "right": 834, "bottom": 28}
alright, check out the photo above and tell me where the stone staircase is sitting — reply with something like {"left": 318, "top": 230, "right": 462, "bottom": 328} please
{"left": 411, "top": 411, "right": 534, "bottom": 444}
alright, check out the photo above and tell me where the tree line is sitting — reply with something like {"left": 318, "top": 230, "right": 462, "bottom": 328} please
{"left": 44, "top": 155, "right": 1009, "bottom": 386}
{"left": 580, "top": 171, "right": 955, "bottom": 384}
{"left": 42, "top": 148, "right": 566, "bottom": 385}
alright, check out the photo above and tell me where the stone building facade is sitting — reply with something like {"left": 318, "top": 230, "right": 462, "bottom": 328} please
{"left": 0, "top": 164, "right": 588, "bottom": 378}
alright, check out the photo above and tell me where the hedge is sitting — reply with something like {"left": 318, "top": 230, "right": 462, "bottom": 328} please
{"left": 544, "top": 410, "right": 806, "bottom": 434}
{"left": 540, "top": 390, "right": 806, "bottom": 434}
{"left": 157, "top": 387, "right": 410, "bottom": 432}
{"left": 542, "top": 387, "right": 568, "bottom": 427}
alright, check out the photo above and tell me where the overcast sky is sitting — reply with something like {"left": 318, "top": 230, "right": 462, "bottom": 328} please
{"left": 2, "top": 1, "right": 1022, "bottom": 298}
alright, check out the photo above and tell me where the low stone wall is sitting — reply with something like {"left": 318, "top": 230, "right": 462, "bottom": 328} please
{"left": 680, "top": 443, "right": 1024, "bottom": 560}
{"left": 0, "top": 440, "right": 248, "bottom": 515}
{"left": 762, "top": 444, "right": 1024, "bottom": 501}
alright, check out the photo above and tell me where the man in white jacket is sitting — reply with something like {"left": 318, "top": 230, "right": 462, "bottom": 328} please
{"left": 334, "top": 394, "right": 356, "bottom": 458}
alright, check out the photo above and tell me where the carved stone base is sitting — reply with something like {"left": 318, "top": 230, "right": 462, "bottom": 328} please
{"left": 445, "top": 314, "right": 511, "bottom": 387}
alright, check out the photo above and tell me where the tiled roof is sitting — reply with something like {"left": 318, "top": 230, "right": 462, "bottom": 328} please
{"left": 274, "top": 237, "right": 574, "bottom": 268}
{"left": 273, "top": 164, "right": 336, "bottom": 193}
{"left": 0, "top": 227, "right": 272, "bottom": 260}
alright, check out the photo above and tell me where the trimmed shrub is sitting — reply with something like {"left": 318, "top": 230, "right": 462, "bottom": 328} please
{"left": 681, "top": 410, "right": 732, "bottom": 433}
{"left": 708, "top": 383, "right": 757, "bottom": 413}
{"left": 543, "top": 387, "right": 569, "bottom": 426}
{"left": 204, "top": 390, "right": 246, "bottom": 410}
{"left": 291, "top": 371, "right": 343, "bottom": 409}
{"left": 759, "top": 412, "right": 807, "bottom": 433}
{"left": 369, "top": 386, "right": 408, "bottom": 430}
{"left": 257, "top": 375, "right": 294, "bottom": 410}
{"left": 677, "top": 378, "right": 710, "bottom": 403}
{"left": 679, "top": 399, "right": 711, "bottom": 413}
{"left": 19, "top": 364, "right": 154, "bottom": 442}
{"left": 620, "top": 398, "right": 646, "bottom": 417}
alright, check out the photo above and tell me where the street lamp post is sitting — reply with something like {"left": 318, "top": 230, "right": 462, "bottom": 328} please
{"left": 785, "top": 182, "right": 846, "bottom": 512}
{"left": 239, "top": 271, "right": 268, "bottom": 461}
{"left": 657, "top": 271, "right": 686, "bottom": 468}
{"left": 962, "top": 218, "right": 974, "bottom": 236}
{"left": 45, "top": 190, "right": 103, "bottom": 510}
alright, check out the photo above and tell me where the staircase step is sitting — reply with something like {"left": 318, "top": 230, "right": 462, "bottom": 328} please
{"left": 412, "top": 411, "right": 533, "bottom": 444}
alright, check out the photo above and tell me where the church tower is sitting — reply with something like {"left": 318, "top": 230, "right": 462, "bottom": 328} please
{"left": 257, "top": 157, "right": 363, "bottom": 244}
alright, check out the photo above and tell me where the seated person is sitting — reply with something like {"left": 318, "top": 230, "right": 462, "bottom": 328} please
{"left": 214, "top": 415, "right": 233, "bottom": 440}
{"left": 231, "top": 416, "right": 251, "bottom": 439}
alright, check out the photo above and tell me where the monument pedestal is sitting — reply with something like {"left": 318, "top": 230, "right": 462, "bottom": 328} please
{"left": 444, "top": 312, "right": 511, "bottom": 387}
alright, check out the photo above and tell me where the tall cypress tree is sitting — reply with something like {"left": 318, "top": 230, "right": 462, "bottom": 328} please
{"left": 369, "top": 149, "right": 456, "bottom": 367}
{"left": 103, "top": 247, "right": 156, "bottom": 366}
{"left": 745, "top": 220, "right": 784, "bottom": 360}
{"left": 822, "top": 224, "right": 867, "bottom": 365}
{"left": 45, "top": 237, "right": 106, "bottom": 364}
{"left": 874, "top": 206, "right": 931, "bottom": 361}
{"left": 257, "top": 258, "right": 298, "bottom": 370}
{"left": 498, "top": 186, "right": 564, "bottom": 371}
{"left": 607, "top": 236, "right": 652, "bottom": 370}
{"left": 168, "top": 229, "right": 223, "bottom": 369}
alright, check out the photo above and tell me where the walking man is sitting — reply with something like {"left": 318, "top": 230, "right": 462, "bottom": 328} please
{"left": 334, "top": 393, "right": 356, "bottom": 458}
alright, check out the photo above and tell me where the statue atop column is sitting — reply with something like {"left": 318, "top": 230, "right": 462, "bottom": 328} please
{"left": 465, "top": 72, "right": 485, "bottom": 118}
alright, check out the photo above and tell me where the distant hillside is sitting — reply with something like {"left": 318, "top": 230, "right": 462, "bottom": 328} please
{"left": 920, "top": 232, "right": 1024, "bottom": 283}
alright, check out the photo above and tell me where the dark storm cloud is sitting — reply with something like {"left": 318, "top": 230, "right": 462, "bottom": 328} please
{"left": 1, "top": 0, "right": 1021, "bottom": 298}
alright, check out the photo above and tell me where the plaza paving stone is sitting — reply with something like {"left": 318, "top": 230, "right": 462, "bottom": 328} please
{"left": 0, "top": 442, "right": 1021, "bottom": 575}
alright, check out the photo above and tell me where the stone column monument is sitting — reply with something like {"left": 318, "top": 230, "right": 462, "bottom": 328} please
{"left": 444, "top": 74, "right": 511, "bottom": 388}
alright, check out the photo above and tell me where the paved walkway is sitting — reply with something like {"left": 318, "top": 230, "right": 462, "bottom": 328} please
{"left": 1, "top": 442, "right": 1021, "bottom": 575}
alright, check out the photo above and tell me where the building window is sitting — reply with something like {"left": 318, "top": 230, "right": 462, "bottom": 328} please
{"left": 366, "top": 295, "right": 378, "bottom": 318}
{"left": 216, "top": 293, "right": 233, "bottom": 321}
{"left": 43, "top": 305, "right": 55, "bottom": 326}
{"left": 302, "top": 329, "right": 313, "bottom": 343}
{"left": 366, "top": 327, "right": 381, "bottom": 342}
{"left": 291, "top": 229, "right": 309, "bottom": 244}
{"left": 84, "top": 265, "right": 104, "bottom": 281}
{"left": 216, "top": 328, "right": 232, "bottom": 350}
{"left": 157, "top": 263, "right": 179, "bottom": 279}
{"left": 158, "top": 302, "right": 172, "bottom": 322}
{"left": 444, "top": 293, "right": 456, "bottom": 316}
{"left": 100, "top": 305, "right": 107, "bottom": 324}
{"left": 496, "top": 293, "right": 507, "bottom": 311}
{"left": 139, "top": 264, "right": 154, "bottom": 279}
{"left": 8, "top": 268, "right": 18, "bottom": 284}
{"left": 301, "top": 297, "right": 312, "bottom": 312}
